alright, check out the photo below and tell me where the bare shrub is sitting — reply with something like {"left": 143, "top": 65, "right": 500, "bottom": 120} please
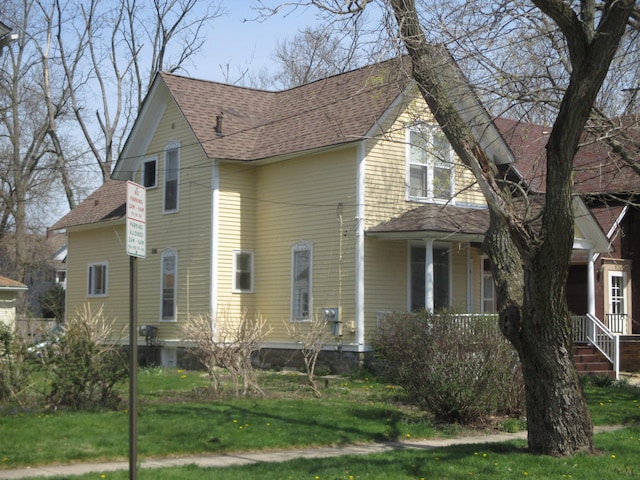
{"left": 373, "top": 310, "right": 524, "bottom": 424}
{"left": 284, "top": 316, "right": 334, "bottom": 398}
{"left": 40, "top": 305, "right": 127, "bottom": 410}
{"left": 182, "top": 309, "right": 270, "bottom": 397}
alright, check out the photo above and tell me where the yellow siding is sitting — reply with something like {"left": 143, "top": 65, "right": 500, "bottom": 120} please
{"left": 363, "top": 95, "right": 486, "bottom": 229}
{"left": 254, "top": 147, "right": 358, "bottom": 342}
{"left": 128, "top": 98, "right": 213, "bottom": 341}
{"left": 363, "top": 238, "right": 407, "bottom": 335}
{"left": 65, "top": 223, "right": 130, "bottom": 333}
{"left": 216, "top": 163, "right": 257, "bottom": 319}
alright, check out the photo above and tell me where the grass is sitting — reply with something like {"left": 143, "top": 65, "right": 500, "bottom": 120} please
{"left": 2, "top": 368, "right": 640, "bottom": 478}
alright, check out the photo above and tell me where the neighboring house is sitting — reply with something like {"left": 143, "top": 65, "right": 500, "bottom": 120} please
{"left": 0, "top": 275, "right": 28, "bottom": 330}
{"left": 52, "top": 57, "right": 615, "bottom": 369}
{"left": 498, "top": 118, "right": 640, "bottom": 333}
{"left": 0, "top": 20, "right": 17, "bottom": 56}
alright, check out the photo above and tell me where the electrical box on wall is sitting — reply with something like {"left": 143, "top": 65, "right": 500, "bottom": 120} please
{"left": 322, "top": 307, "right": 342, "bottom": 336}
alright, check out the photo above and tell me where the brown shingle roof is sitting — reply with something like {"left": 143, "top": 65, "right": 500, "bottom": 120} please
{"left": 589, "top": 204, "right": 626, "bottom": 238}
{"left": 495, "top": 117, "right": 640, "bottom": 195}
{"left": 51, "top": 180, "right": 127, "bottom": 230}
{"left": 367, "top": 204, "right": 490, "bottom": 237}
{"left": 0, "top": 274, "right": 27, "bottom": 290}
{"left": 161, "top": 57, "right": 411, "bottom": 161}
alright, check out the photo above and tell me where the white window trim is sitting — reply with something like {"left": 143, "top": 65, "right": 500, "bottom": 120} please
{"left": 607, "top": 270, "right": 627, "bottom": 315}
{"left": 232, "top": 250, "right": 254, "bottom": 293}
{"left": 87, "top": 262, "right": 108, "bottom": 297}
{"left": 160, "top": 249, "right": 177, "bottom": 322}
{"left": 141, "top": 156, "right": 158, "bottom": 189}
{"left": 163, "top": 141, "right": 180, "bottom": 214}
{"left": 406, "top": 124, "right": 455, "bottom": 204}
{"left": 291, "top": 241, "right": 312, "bottom": 322}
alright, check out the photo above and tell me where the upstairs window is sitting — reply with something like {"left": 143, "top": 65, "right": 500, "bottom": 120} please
{"left": 87, "top": 262, "right": 108, "bottom": 297}
{"left": 233, "top": 250, "right": 254, "bottom": 293}
{"left": 164, "top": 142, "right": 180, "bottom": 212}
{"left": 291, "top": 241, "right": 312, "bottom": 321}
{"left": 142, "top": 158, "right": 158, "bottom": 188}
{"left": 408, "top": 125, "right": 454, "bottom": 202}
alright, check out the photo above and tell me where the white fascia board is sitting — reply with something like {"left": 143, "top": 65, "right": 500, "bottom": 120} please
{"left": 112, "top": 75, "right": 167, "bottom": 181}
{"left": 573, "top": 196, "right": 610, "bottom": 253}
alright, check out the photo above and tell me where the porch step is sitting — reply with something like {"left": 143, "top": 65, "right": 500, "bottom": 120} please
{"left": 574, "top": 344, "right": 615, "bottom": 379}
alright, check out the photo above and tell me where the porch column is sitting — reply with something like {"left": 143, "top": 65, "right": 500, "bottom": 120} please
{"left": 587, "top": 248, "right": 596, "bottom": 316}
{"left": 425, "top": 239, "right": 434, "bottom": 312}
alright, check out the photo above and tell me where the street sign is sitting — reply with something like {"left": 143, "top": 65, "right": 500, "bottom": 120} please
{"left": 126, "top": 181, "right": 146, "bottom": 258}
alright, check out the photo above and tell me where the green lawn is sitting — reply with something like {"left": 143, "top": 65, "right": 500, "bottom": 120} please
{"left": 2, "top": 368, "right": 640, "bottom": 478}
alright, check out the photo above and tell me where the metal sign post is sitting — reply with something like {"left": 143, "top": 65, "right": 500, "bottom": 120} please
{"left": 126, "top": 181, "right": 145, "bottom": 480}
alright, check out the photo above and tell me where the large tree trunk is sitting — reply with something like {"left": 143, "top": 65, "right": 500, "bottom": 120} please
{"left": 519, "top": 257, "right": 594, "bottom": 455}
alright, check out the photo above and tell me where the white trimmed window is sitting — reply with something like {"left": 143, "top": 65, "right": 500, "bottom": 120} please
{"left": 161, "top": 249, "right": 177, "bottom": 321}
{"left": 233, "top": 250, "right": 254, "bottom": 293}
{"left": 407, "top": 125, "right": 454, "bottom": 202}
{"left": 87, "top": 262, "right": 108, "bottom": 297}
{"left": 482, "top": 257, "right": 496, "bottom": 313}
{"left": 163, "top": 142, "right": 180, "bottom": 212}
{"left": 291, "top": 241, "right": 312, "bottom": 321}
{"left": 142, "top": 157, "right": 158, "bottom": 188}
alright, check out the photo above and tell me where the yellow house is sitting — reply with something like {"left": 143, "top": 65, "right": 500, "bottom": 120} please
{"left": 52, "top": 57, "right": 610, "bottom": 368}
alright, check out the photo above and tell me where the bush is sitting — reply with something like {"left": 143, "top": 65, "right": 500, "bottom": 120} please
{"left": 373, "top": 310, "right": 524, "bottom": 424}
{"left": 40, "top": 305, "right": 127, "bottom": 410}
{"left": 182, "top": 309, "right": 270, "bottom": 397}
{"left": 0, "top": 323, "right": 33, "bottom": 407}
{"left": 38, "top": 285, "right": 66, "bottom": 320}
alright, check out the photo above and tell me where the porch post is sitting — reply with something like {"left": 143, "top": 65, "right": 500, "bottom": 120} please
{"left": 425, "top": 239, "right": 434, "bottom": 312}
{"left": 587, "top": 248, "right": 596, "bottom": 316}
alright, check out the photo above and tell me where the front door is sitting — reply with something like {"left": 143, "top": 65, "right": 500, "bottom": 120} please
{"left": 608, "top": 271, "right": 628, "bottom": 334}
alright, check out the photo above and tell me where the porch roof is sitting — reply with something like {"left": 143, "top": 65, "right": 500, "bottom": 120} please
{"left": 366, "top": 204, "right": 490, "bottom": 241}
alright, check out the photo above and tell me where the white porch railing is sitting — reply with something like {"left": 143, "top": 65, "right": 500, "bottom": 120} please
{"left": 605, "top": 313, "right": 627, "bottom": 335}
{"left": 573, "top": 314, "right": 619, "bottom": 380}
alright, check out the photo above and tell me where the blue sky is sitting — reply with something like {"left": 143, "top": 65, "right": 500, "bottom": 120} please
{"left": 190, "top": 2, "right": 320, "bottom": 83}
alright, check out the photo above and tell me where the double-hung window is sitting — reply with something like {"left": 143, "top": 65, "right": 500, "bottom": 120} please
{"left": 87, "top": 262, "right": 108, "bottom": 297}
{"left": 408, "top": 125, "right": 454, "bottom": 202}
{"left": 161, "top": 249, "right": 177, "bottom": 321}
{"left": 164, "top": 142, "right": 180, "bottom": 212}
{"left": 233, "top": 250, "right": 254, "bottom": 293}
{"left": 291, "top": 241, "right": 312, "bottom": 321}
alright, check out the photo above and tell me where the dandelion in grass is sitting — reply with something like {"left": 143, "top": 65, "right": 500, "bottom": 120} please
{"left": 523, "top": 472, "right": 529, "bottom": 476}
{"left": 611, "top": 454, "right": 616, "bottom": 459}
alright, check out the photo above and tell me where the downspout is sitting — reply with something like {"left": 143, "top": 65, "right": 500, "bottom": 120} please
{"left": 210, "top": 160, "right": 220, "bottom": 337}
{"left": 355, "top": 141, "right": 366, "bottom": 351}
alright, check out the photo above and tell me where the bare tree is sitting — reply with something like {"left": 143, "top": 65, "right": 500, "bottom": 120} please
{"left": 266, "top": 0, "right": 638, "bottom": 456}
{"left": 182, "top": 310, "right": 270, "bottom": 398}
{"left": 48, "top": 0, "right": 224, "bottom": 183}
{"left": 0, "top": 0, "right": 65, "bottom": 282}
{"left": 284, "top": 316, "right": 334, "bottom": 397}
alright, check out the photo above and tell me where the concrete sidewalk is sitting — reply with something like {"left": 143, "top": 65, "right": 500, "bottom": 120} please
{"left": 0, "top": 426, "right": 622, "bottom": 479}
